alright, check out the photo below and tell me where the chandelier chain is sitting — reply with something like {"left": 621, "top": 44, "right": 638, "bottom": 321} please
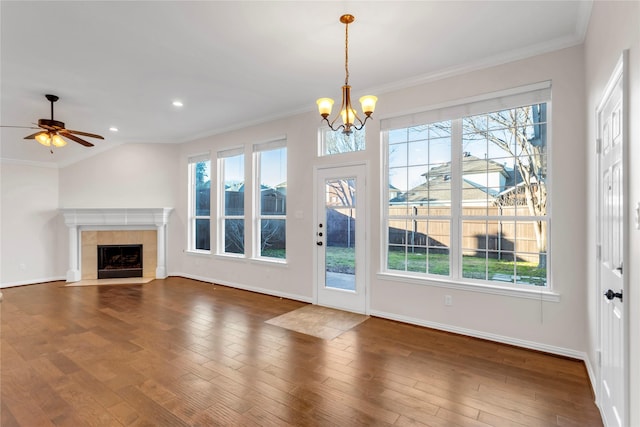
{"left": 344, "top": 21, "right": 349, "bottom": 86}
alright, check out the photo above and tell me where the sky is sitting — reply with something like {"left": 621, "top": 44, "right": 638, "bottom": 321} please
{"left": 211, "top": 147, "right": 287, "bottom": 188}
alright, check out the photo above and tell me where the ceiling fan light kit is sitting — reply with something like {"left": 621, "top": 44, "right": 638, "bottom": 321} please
{"left": 35, "top": 132, "right": 67, "bottom": 147}
{"left": 316, "top": 14, "right": 377, "bottom": 135}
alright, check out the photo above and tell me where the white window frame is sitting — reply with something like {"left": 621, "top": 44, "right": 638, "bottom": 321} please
{"left": 217, "top": 147, "right": 245, "bottom": 257}
{"left": 253, "top": 138, "right": 287, "bottom": 262}
{"left": 380, "top": 82, "right": 559, "bottom": 301}
{"left": 187, "top": 153, "right": 211, "bottom": 254}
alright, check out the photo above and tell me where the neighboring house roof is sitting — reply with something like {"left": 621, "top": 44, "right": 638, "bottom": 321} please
{"left": 396, "top": 177, "right": 494, "bottom": 204}
{"left": 225, "top": 182, "right": 245, "bottom": 192}
{"left": 274, "top": 182, "right": 287, "bottom": 195}
{"left": 424, "top": 153, "right": 509, "bottom": 179}
{"left": 391, "top": 154, "right": 514, "bottom": 205}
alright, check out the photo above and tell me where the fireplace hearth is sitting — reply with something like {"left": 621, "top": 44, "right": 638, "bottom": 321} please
{"left": 97, "top": 244, "right": 143, "bottom": 279}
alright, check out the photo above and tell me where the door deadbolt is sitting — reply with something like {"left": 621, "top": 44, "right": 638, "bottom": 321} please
{"left": 604, "top": 289, "right": 623, "bottom": 302}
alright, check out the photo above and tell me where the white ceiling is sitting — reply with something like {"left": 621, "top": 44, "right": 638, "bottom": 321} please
{"left": 1, "top": 1, "right": 591, "bottom": 167}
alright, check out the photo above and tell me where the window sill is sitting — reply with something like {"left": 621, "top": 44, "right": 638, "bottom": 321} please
{"left": 185, "top": 249, "right": 211, "bottom": 257}
{"left": 376, "top": 272, "right": 560, "bottom": 302}
{"left": 213, "top": 253, "right": 246, "bottom": 262}
{"left": 249, "top": 257, "right": 288, "bottom": 267}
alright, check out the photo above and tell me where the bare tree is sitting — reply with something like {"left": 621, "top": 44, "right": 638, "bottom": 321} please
{"left": 326, "top": 179, "right": 355, "bottom": 207}
{"left": 324, "top": 128, "right": 365, "bottom": 155}
{"left": 224, "top": 220, "right": 244, "bottom": 254}
{"left": 260, "top": 219, "right": 285, "bottom": 253}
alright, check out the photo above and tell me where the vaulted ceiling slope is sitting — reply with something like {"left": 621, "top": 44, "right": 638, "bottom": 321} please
{"left": 0, "top": 1, "right": 591, "bottom": 166}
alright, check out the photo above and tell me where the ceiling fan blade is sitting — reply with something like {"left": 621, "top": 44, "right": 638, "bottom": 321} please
{"left": 39, "top": 123, "right": 57, "bottom": 131}
{"left": 24, "top": 131, "right": 46, "bottom": 139}
{"left": 0, "top": 125, "right": 40, "bottom": 129}
{"left": 63, "top": 129, "right": 104, "bottom": 139}
{"left": 61, "top": 132, "right": 94, "bottom": 147}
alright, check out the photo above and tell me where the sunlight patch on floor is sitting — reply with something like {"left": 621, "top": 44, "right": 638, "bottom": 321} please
{"left": 266, "top": 305, "right": 368, "bottom": 340}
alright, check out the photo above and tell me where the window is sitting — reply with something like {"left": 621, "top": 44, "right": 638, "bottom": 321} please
{"left": 388, "top": 123, "right": 452, "bottom": 276}
{"left": 319, "top": 126, "right": 365, "bottom": 156}
{"left": 218, "top": 148, "right": 245, "bottom": 255}
{"left": 384, "top": 83, "right": 550, "bottom": 289}
{"left": 188, "top": 154, "right": 211, "bottom": 252}
{"left": 254, "top": 140, "right": 287, "bottom": 259}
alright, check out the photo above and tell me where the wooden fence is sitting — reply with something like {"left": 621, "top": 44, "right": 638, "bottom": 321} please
{"left": 329, "top": 206, "right": 543, "bottom": 263}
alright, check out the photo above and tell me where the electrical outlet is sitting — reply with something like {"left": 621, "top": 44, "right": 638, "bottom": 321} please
{"left": 19, "top": 263, "right": 26, "bottom": 271}
{"left": 444, "top": 295, "right": 452, "bottom": 306}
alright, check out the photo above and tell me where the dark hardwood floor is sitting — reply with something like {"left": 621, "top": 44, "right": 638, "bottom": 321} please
{"left": 1, "top": 277, "right": 603, "bottom": 426}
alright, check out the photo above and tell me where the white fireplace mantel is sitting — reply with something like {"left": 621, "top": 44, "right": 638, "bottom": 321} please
{"left": 61, "top": 208, "right": 173, "bottom": 282}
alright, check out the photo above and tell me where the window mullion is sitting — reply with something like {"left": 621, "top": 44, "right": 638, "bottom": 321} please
{"left": 450, "top": 118, "right": 463, "bottom": 280}
{"left": 253, "top": 151, "right": 261, "bottom": 259}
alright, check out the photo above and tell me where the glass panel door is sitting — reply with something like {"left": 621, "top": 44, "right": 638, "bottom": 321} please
{"left": 316, "top": 165, "right": 366, "bottom": 313}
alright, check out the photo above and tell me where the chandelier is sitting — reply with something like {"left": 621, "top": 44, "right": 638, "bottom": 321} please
{"left": 316, "top": 14, "right": 377, "bottom": 134}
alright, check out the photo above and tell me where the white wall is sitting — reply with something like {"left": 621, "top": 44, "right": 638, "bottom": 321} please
{"left": 584, "top": 2, "right": 640, "bottom": 425}
{"left": 59, "top": 143, "right": 180, "bottom": 209}
{"left": 0, "top": 162, "right": 65, "bottom": 286}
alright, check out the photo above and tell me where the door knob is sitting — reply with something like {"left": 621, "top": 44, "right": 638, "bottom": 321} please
{"left": 604, "top": 289, "right": 623, "bottom": 302}
{"left": 317, "top": 241, "right": 323, "bottom": 246}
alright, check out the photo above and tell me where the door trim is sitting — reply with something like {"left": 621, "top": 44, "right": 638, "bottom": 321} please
{"left": 595, "top": 50, "right": 629, "bottom": 427}
{"left": 313, "top": 161, "right": 370, "bottom": 314}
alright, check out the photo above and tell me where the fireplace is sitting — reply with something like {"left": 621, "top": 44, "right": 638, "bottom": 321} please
{"left": 62, "top": 208, "right": 172, "bottom": 282}
{"left": 97, "top": 244, "right": 143, "bottom": 279}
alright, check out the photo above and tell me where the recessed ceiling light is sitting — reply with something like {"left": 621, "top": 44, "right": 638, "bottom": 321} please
{"left": 172, "top": 100, "right": 184, "bottom": 107}
{"left": 109, "top": 127, "right": 118, "bottom": 132}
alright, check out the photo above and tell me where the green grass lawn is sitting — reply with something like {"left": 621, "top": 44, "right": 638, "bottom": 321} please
{"left": 327, "top": 246, "right": 546, "bottom": 286}
{"left": 261, "top": 246, "right": 546, "bottom": 286}
{"left": 260, "top": 248, "right": 286, "bottom": 259}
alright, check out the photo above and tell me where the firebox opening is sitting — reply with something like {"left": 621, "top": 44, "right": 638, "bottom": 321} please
{"left": 97, "top": 244, "right": 143, "bottom": 279}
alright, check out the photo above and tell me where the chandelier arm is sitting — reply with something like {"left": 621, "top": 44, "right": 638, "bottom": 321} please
{"left": 324, "top": 117, "right": 345, "bottom": 133}
{"left": 352, "top": 110, "right": 365, "bottom": 126}
{"left": 329, "top": 110, "right": 346, "bottom": 131}
{"left": 350, "top": 116, "right": 369, "bottom": 132}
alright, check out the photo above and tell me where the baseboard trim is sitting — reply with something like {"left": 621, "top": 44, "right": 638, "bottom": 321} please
{"left": 0, "top": 276, "right": 66, "bottom": 289}
{"left": 369, "top": 308, "right": 587, "bottom": 360}
{"left": 583, "top": 355, "right": 606, "bottom": 424}
{"left": 169, "top": 272, "right": 313, "bottom": 304}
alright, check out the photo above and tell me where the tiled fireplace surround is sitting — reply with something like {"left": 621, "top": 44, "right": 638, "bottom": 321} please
{"left": 61, "top": 208, "right": 172, "bottom": 282}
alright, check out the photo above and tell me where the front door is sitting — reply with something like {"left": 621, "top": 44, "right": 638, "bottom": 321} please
{"left": 597, "top": 53, "right": 627, "bottom": 427}
{"left": 315, "top": 165, "right": 366, "bottom": 313}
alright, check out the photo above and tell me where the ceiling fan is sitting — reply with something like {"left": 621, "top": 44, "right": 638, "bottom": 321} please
{"left": 2, "top": 94, "right": 104, "bottom": 152}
